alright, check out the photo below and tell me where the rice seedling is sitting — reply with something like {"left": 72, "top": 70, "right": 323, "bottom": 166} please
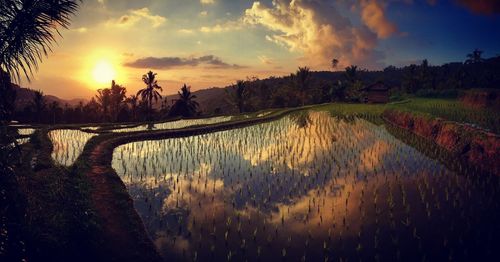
{"left": 110, "top": 110, "right": 500, "bottom": 261}
{"left": 49, "top": 129, "right": 96, "bottom": 166}
{"left": 16, "top": 128, "right": 35, "bottom": 136}
{"left": 111, "top": 116, "right": 234, "bottom": 133}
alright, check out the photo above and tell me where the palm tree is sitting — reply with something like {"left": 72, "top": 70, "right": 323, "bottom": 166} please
{"left": 227, "top": 80, "right": 248, "bottom": 113}
{"left": 168, "top": 84, "right": 199, "bottom": 117}
{"left": 48, "top": 101, "right": 61, "bottom": 124}
{"left": 0, "top": 70, "right": 15, "bottom": 124}
{"left": 0, "top": 0, "right": 81, "bottom": 82}
{"left": 137, "top": 71, "right": 162, "bottom": 121}
{"left": 344, "top": 65, "right": 359, "bottom": 83}
{"left": 465, "top": 48, "right": 485, "bottom": 64}
{"left": 331, "top": 58, "right": 339, "bottom": 70}
{"left": 126, "top": 95, "right": 139, "bottom": 121}
{"left": 31, "top": 90, "right": 46, "bottom": 123}
{"left": 294, "top": 67, "right": 311, "bottom": 105}
{"left": 109, "top": 80, "right": 126, "bottom": 122}
{"left": 96, "top": 88, "right": 111, "bottom": 121}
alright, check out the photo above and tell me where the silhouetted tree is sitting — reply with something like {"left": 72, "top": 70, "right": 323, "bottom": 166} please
{"left": 465, "top": 49, "right": 485, "bottom": 64}
{"left": 169, "top": 84, "right": 199, "bottom": 117}
{"left": 294, "top": 67, "right": 312, "bottom": 105}
{"left": 109, "top": 80, "right": 126, "bottom": 122}
{"left": 96, "top": 88, "right": 111, "bottom": 121}
{"left": 126, "top": 95, "right": 139, "bottom": 122}
{"left": 0, "top": 70, "right": 15, "bottom": 123}
{"left": 345, "top": 65, "right": 359, "bottom": 83}
{"left": 227, "top": 80, "right": 248, "bottom": 113}
{"left": 331, "top": 58, "right": 339, "bottom": 70}
{"left": 83, "top": 98, "right": 100, "bottom": 123}
{"left": 30, "top": 90, "right": 46, "bottom": 123}
{"left": 402, "top": 64, "right": 419, "bottom": 93}
{"left": 137, "top": 71, "right": 162, "bottom": 121}
{"left": 48, "top": 101, "right": 61, "bottom": 124}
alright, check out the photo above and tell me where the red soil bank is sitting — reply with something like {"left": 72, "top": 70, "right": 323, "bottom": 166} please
{"left": 460, "top": 89, "right": 500, "bottom": 110}
{"left": 382, "top": 109, "right": 500, "bottom": 175}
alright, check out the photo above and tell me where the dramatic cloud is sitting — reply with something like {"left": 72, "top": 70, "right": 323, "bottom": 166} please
{"left": 243, "top": 0, "right": 385, "bottom": 69}
{"left": 359, "top": 0, "right": 398, "bottom": 38}
{"left": 107, "top": 7, "right": 166, "bottom": 28}
{"left": 124, "top": 55, "right": 244, "bottom": 69}
{"left": 454, "top": 0, "right": 500, "bottom": 15}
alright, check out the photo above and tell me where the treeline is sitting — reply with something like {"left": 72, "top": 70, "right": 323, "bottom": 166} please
{"left": 11, "top": 49, "right": 500, "bottom": 124}
{"left": 222, "top": 50, "right": 499, "bottom": 113}
{"left": 13, "top": 71, "right": 200, "bottom": 124}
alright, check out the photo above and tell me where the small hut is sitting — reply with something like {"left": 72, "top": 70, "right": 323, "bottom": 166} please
{"left": 361, "top": 81, "right": 389, "bottom": 103}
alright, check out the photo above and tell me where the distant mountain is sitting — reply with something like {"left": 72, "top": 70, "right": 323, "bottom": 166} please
{"left": 162, "top": 87, "right": 235, "bottom": 115}
{"left": 13, "top": 84, "right": 87, "bottom": 110}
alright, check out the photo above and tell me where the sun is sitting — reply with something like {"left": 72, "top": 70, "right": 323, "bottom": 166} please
{"left": 92, "top": 60, "right": 116, "bottom": 85}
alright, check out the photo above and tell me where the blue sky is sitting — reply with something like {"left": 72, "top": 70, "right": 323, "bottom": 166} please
{"left": 24, "top": 0, "right": 500, "bottom": 99}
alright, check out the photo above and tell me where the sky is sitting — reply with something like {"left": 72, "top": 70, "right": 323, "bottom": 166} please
{"left": 20, "top": 0, "right": 500, "bottom": 99}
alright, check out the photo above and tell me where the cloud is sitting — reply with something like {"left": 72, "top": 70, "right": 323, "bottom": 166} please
{"left": 359, "top": 0, "right": 398, "bottom": 38}
{"left": 200, "top": 0, "right": 215, "bottom": 4}
{"left": 199, "top": 20, "right": 242, "bottom": 33}
{"left": 454, "top": 0, "right": 500, "bottom": 15}
{"left": 258, "top": 55, "right": 274, "bottom": 65}
{"left": 243, "top": 0, "right": 385, "bottom": 69}
{"left": 107, "top": 7, "right": 166, "bottom": 28}
{"left": 124, "top": 55, "right": 245, "bottom": 69}
{"left": 71, "top": 27, "right": 88, "bottom": 33}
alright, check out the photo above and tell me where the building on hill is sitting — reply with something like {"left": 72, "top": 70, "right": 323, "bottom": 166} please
{"left": 361, "top": 81, "right": 389, "bottom": 103}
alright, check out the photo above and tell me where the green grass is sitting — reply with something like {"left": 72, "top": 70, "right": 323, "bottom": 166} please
{"left": 312, "top": 98, "right": 499, "bottom": 134}
{"left": 391, "top": 98, "right": 500, "bottom": 133}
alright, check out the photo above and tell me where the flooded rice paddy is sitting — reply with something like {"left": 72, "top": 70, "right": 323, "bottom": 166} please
{"left": 49, "top": 129, "right": 96, "bottom": 166}
{"left": 112, "top": 116, "right": 233, "bottom": 133}
{"left": 112, "top": 111, "right": 500, "bottom": 261}
{"left": 17, "top": 128, "right": 35, "bottom": 136}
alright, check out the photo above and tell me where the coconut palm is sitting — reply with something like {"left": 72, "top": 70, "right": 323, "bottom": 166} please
{"left": 227, "top": 80, "right": 248, "bottom": 113}
{"left": 48, "top": 101, "right": 61, "bottom": 124}
{"left": 0, "top": 0, "right": 81, "bottom": 82}
{"left": 344, "top": 65, "right": 359, "bottom": 83}
{"left": 294, "top": 67, "right": 311, "bottom": 105}
{"left": 168, "top": 84, "right": 199, "bottom": 117}
{"left": 109, "top": 80, "right": 126, "bottom": 122}
{"left": 126, "top": 95, "right": 139, "bottom": 121}
{"left": 137, "top": 71, "right": 162, "bottom": 121}
{"left": 96, "top": 88, "right": 111, "bottom": 121}
{"left": 31, "top": 90, "right": 46, "bottom": 123}
{"left": 331, "top": 58, "right": 339, "bottom": 70}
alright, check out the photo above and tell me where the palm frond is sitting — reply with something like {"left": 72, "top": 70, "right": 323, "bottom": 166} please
{"left": 0, "top": 0, "right": 81, "bottom": 82}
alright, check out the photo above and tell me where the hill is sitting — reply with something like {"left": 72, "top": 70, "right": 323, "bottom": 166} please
{"left": 13, "top": 84, "right": 87, "bottom": 109}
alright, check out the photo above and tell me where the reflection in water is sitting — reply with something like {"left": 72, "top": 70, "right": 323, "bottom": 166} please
{"left": 49, "top": 129, "right": 96, "bottom": 166}
{"left": 17, "top": 128, "right": 35, "bottom": 136}
{"left": 112, "top": 111, "right": 500, "bottom": 261}
{"left": 112, "top": 116, "right": 234, "bottom": 133}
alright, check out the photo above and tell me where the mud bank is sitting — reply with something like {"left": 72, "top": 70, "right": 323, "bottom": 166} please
{"left": 460, "top": 89, "right": 500, "bottom": 110}
{"left": 382, "top": 109, "right": 499, "bottom": 175}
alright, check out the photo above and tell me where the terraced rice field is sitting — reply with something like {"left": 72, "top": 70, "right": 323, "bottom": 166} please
{"left": 17, "top": 128, "right": 35, "bottom": 136}
{"left": 112, "top": 110, "right": 500, "bottom": 261}
{"left": 49, "top": 129, "right": 96, "bottom": 166}
{"left": 112, "top": 116, "right": 234, "bottom": 133}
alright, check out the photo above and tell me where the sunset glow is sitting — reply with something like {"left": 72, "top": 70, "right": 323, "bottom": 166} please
{"left": 91, "top": 60, "right": 116, "bottom": 85}
{"left": 15, "top": 0, "right": 500, "bottom": 101}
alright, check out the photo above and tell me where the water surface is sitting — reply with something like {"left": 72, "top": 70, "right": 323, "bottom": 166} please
{"left": 112, "top": 111, "right": 500, "bottom": 261}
